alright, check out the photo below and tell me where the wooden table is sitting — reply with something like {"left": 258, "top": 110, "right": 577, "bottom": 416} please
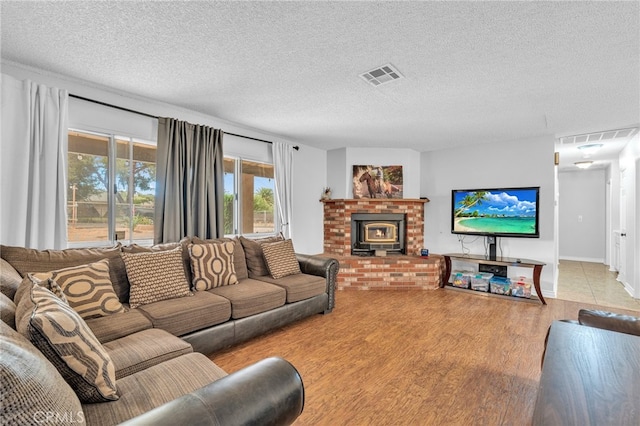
{"left": 533, "top": 321, "right": 640, "bottom": 425}
{"left": 442, "top": 253, "right": 546, "bottom": 304}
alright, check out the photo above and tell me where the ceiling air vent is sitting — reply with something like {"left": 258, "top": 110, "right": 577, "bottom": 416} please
{"left": 559, "top": 127, "right": 638, "bottom": 145}
{"left": 359, "top": 63, "right": 403, "bottom": 87}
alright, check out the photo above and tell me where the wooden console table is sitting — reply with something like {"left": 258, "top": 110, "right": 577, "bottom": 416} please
{"left": 533, "top": 321, "right": 640, "bottom": 425}
{"left": 442, "top": 253, "right": 546, "bottom": 304}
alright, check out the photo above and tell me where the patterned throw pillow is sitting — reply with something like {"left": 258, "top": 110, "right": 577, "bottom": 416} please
{"left": 19, "top": 284, "right": 119, "bottom": 403}
{"left": 26, "top": 274, "right": 69, "bottom": 304}
{"left": 189, "top": 241, "right": 238, "bottom": 291}
{"left": 239, "top": 235, "right": 284, "bottom": 277}
{"left": 261, "top": 239, "right": 302, "bottom": 280}
{"left": 32, "top": 259, "right": 125, "bottom": 320}
{"left": 121, "top": 246, "right": 192, "bottom": 309}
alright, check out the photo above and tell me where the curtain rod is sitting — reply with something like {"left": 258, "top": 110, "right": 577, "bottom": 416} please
{"left": 69, "top": 94, "right": 299, "bottom": 150}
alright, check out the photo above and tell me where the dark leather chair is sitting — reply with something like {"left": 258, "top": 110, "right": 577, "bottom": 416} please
{"left": 576, "top": 308, "right": 640, "bottom": 336}
{"left": 542, "top": 309, "right": 640, "bottom": 368}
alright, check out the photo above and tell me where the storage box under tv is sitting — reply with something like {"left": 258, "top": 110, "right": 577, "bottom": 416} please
{"left": 511, "top": 276, "right": 532, "bottom": 298}
{"left": 470, "top": 272, "right": 493, "bottom": 292}
{"left": 490, "top": 276, "right": 511, "bottom": 295}
{"left": 450, "top": 271, "right": 473, "bottom": 289}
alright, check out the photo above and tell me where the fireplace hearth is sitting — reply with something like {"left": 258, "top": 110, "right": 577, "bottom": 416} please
{"left": 351, "top": 213, "right": 405, "bottom": 255}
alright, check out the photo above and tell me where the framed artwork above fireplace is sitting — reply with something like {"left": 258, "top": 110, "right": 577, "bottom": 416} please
{"left": 353, "top": 165, "right": 403, "bottom": 199}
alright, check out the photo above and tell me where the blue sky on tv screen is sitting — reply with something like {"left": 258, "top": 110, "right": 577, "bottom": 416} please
{"left": 454, "top": 189, "right": 537, "bottom": 217}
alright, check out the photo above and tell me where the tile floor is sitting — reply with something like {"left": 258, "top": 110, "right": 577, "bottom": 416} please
{"left": 556, "top": 260, "right": 640, "bottom": 312}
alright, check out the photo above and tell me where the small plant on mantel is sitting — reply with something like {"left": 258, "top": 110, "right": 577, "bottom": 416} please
{"left": 321, "top": 187, "right": 332, "bottom": 200}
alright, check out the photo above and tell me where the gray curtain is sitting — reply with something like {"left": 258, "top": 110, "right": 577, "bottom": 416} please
{"left": 154, "top": 117, "right": 224, "bottom": 243}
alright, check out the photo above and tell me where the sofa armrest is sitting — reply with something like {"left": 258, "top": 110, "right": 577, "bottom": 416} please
{"left": 295, "top": 253, "right": 339, "bottom": 313}
{"left": 578, "top": 309, "right": 640, "bottom": 336}
{"left": 120, "top": 357, "right": 304, "bottom": 426}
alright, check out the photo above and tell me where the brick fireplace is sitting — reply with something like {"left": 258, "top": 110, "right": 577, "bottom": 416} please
{"left": 322, "top": 199, "right": 444, "bottom": 290}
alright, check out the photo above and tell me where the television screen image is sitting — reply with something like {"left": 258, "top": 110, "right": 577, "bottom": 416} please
{"left": 451, "top": 187, "right": 540, "bottom": 238}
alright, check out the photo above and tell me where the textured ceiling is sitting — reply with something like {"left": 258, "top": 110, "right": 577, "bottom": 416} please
{"left": 1, "top": 1, "right": 639, "bottom": 157}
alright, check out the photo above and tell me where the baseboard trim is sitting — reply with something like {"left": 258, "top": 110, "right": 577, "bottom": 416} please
{"left": 558, "top": 256, "right": 605, "bottom": 263}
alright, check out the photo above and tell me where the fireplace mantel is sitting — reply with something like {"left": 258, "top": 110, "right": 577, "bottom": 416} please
{"left": 321, "top": 198, "right": 429, "bottom": 204}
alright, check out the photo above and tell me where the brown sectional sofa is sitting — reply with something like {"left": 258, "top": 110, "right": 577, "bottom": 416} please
{"left": 0, "top": 236, "right": 339, "bottom": 425}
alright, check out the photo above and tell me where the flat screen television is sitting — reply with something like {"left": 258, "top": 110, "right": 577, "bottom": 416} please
{"left": 451, "top": 187, "right": 540, "bottom": 238}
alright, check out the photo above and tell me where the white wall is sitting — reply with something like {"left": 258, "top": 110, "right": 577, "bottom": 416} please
{"left": 291, "top": 144, "right": 326, "bottom": 254}
{"left": 558, "top": 169, "right": 606, "bottom": 262}
{"left": 326, "top": 148, "right": 347, "bottom": 199}
{"left": 326, "top": 147, "right": 422, "bottom": 199}
{"left": 421, "top": 136, "right": 557, "bottom": 299}
{"left": 1, "top": 62, "right": 326, "bottom": 255}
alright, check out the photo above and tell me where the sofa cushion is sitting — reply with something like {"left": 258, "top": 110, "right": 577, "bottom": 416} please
{"left": 104, "top": 328, "right": 193, "bottom": 379}
{"left": 85, "top": 308, "right": 153, "bottom": 344}
{"left": 1, "top": 257, "right": 22, "bottom": 300}
{"left": 0, "top": 291, "right": 16, "bottom": 329}
{"left": 16, "top": 283, "right": 119, "bottom": 402}
{"left": 192, "top": 236, "right": 249, "bottom": 280}
{"left": 256, "top": 273, "right": 327, "bottom": 303}
{"left": 240, "top": 235, "right": 284, "bottom": 278}
{"left": 262, "top": 239, "right": 302, "bottom": 279}
{"left": 0, "top": 243, "right": 130, "bottom": 304}
{"left": 208, "top": 279, "right": 286, "bottom": 319}
{"left": 188, "top": 241, "right": 238, "bottom": 290}
{"left": 82, "top": 352, "right": 227, "bottom": 426}
{"left": 137, "top": 290, "right": 231, "bottom": 336}
{"left": 121, "top": 246, "right": 192, "bottom": 309}
{"left": 1, "top": 321, "right": 83, "bottom": 425}
{"left": 32, "top": 259, "right": 125, "bottom": 319}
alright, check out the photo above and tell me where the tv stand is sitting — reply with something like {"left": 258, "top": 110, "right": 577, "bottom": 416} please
{"left": 442, "top": 253, "right": 546, "bottom": 304}
{"left": 487, "top": 236, "right": 497, "bottom": 261}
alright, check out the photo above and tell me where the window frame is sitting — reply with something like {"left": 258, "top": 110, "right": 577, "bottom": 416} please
{"left": 224, "top": 155, "right": 279, "bottom": 237}
{"left": 67, "top": 128, "right": 157, "bottom": 248}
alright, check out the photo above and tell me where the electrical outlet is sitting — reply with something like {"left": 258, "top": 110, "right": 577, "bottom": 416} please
{"left": 578, "top": 215, "right": 583, "bottom": 223}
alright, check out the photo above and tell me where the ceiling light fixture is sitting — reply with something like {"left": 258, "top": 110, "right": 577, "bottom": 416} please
{"left": 577, "top": 143, "right": 604, "bottom": 155}
{"left": 574, "top": 161, "right": 593, "bottom": 169}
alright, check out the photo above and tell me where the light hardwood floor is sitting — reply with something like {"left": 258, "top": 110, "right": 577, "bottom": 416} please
{"left": 211, "top": 289, "right": 638, "bottom": 426}
{"left": 556, "top": 260, "right": 640, "bottom": 311}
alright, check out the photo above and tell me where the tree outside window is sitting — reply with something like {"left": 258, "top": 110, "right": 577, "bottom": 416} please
{"left": 67, "top": 130, "right": 156, "bottom": 245}
{"left": 224, "top": 157, "right": 275, "bottom": 235}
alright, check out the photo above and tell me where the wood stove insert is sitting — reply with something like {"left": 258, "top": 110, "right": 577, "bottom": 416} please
{"left": 351, "top": 213, "right": 406, "bottom": 255}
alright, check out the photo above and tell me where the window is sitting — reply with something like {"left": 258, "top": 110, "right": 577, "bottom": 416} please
{"left": 67, "top": 130, "right": 156, "bottom": 246}
{"left": 224, "top": 157, "right": 276, "bottom": 235}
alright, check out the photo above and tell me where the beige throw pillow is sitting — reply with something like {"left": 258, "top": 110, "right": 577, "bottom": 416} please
{"left": 189, "top": 241, "right": 238, "bottom": 291}
{"left": 262, "top": 239, "right": 301, "bottom": 279}
{"left": 18, "top": 283, "right": 119, "bottom": 403}
{"left": 32, "top": 259, "right": 125, "bottom": 319}
{"left": 121, "top": 246, "right": 192, "bottom": 308}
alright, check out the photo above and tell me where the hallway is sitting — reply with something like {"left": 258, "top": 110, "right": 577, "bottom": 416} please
{"left": 556, "top": 260, "right": 640, "bottom": 312}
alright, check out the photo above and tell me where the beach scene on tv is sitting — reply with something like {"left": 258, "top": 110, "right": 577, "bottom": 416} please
{"left": 453, "top": 189, "right": 538, "bottom": 235}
